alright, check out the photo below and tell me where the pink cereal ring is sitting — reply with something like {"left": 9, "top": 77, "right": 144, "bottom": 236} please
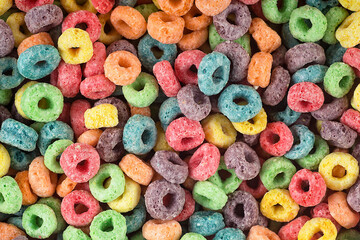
{"left": 289, "top": 169, "right": 326, "bottom": 207}
{"left": 260, "top": 122, "right": 294, "bottom": 157}
{"left": 15, "top": 0, "right": 53, "bottom": 12}
{"left": 51, "top": 60, "right": 82, "bottom": 98}
{"left": 60, "top": 143, "right": 100, "bottom": 183}
{"left": 340, "top": 109, "right": 360, "bottom": 134}
{"left": 165, "top": 117, "right": 205, "bottom": 151}
{"left": 153, "top": 60, "right": 181, "bottom": 97}
{"left": 174, "top": 50, "right": 206, "bottom": 85}
{"left": 70, "top": 99, "right": 91, "bottom": 138}
{"left": 61, "top": 190, "right": 101, "bottom": 227}
{"left": 343, "top": 48, "right": 360, "bottom": 77}
{"left": 80, "top": 74, "right": 116, "bottom": 100}
{"left": 311, "top": 203, "right": 341, "bottom": 231}
{"left": 174, "top": 190, "right": 195, "bottom": 222}
{"left": 278, "top": 216, "right": 312, "bottom": 240}
{"left": 57, "top": 102, "right": 71, "bottom": 124}
{"left": 84, "top": 42, "right": 106, "bottom": 78}
{"left": 62, "top": 10, "right": 101, "bottom": 42}
{"left": 287, "top": 82, "right": 324, "bottom": 113}
{"left": 90, "top": 0, "right": 114, "bottom": 14}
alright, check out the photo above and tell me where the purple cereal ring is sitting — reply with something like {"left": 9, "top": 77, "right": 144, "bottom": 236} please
{"left": 145, "top": 179, "right": 185, "bottom": 220}
{"left": 240, "top": 134, "right": 260, "bottom": 147}
{"left": 177, "top": 84, "right": 211, "bottom": 121}
{"left": 25, "top": 4, "right": 63, "bottom": 33}
{"left": 262, "top": 66, "right": 290, "bottom": 106}
{"left": 94, "top": 97, "right": 130, "bottom": 128}
{"left": 347, "top": 178, "right": 360, "bottom": 212}
{"left": 285, "top": 43, "right": 326, "bottom": 73}
{"left": 0, "top": 20, "right": 14, "bottom": 57}
{"left": 96, "top": 128, "right": 124, "bottom": 163}
{"left": 150, "top": 151, "right": 188, "bottom": 184}
{"left": 106, "top": 39, "right": 137, "bottom": 56}
{"left": 292, "top": 113, "right": 312, "bottom": 127}
{"left": 214, "top": 41, "right": 250, "bottom": 83}
{"left": 223, "top": 190, "right": 259, "bottom": 231}
{"left": 272, "top": 45, "right": 287, "bottom": 68}
{"left": 311, "top": 96, "right": 348, "bottom": 121}
{"left": 213, "top": 0, "right": 251, "bottom": 41}
{"left": 224, "top": 142, "right": 261, "bottom": 180}
{"left": 320, "top": 120, "right": 357, "bottom": 149}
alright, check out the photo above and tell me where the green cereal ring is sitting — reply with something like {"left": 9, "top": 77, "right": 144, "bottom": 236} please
{"left": 260, "top": 157, "right": 296, "bottom": 190}
{"left": 123, "top": 73, "right": 159, "bottom": 108}
{"left": 135, "top": 4, "right": 158, "bottom": 21}
{"left": 89, "top": 163, "right": 125, "bottom": 203}
{"left": 337, "top": 229, "right": 360, "bottom": 240}
{"left": 296, "top": 135, "right": 329, "bottom": 170}
{"left": 30, "top": 122, "right": 45, "bottom": 133}
{"left": 130, "top": 231, "right": 146, "bottom": 240}
{"left": 63, "top": 226, "right": 91, "bottom": 240}
{"left": 0, "top": 176, "right": 22, "bottom": 214}
{"left": 262, "top": 0, "right": 298, "bottom": 24}
{"left": 324, "top": 62, "right": 355, "bottom": 98}
{"left": 181, "top": 233, "right": 206, "bottom": 240}
{"left": 289, "top": 5, "right": 327, "bottom": 42}
{"left": 44, "top": 139, "right": 73, "bottom": 174}
{"left": 192, "top": 181, "right": 228, "bottom": 210}
{"left": 22, "top": 204, "right": 57, "bottom": 239}
{"left": 20, "top": 83, "right": 64, "bottom": 122}
{"left": 208, "top": 160, "right": 242, "bottom": 195}
{"left": 0, "top": 89, "right": 12, "bottom": 105}
{"left": 90, "top": 210, "right": 127, "bottom": 240}
{"left": 37, "top": 197, "right": 66, "bottom": 234}
{"left": 323, "top": 7, "right": 349, "bottom": 45}
{"left": 209, "top": 24, "right": 251, "bottom": 55}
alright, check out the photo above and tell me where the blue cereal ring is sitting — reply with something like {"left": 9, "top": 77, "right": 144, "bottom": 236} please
{"left": 326, "top": 42, "right": 347, "bottom": 66}
{"left": 306, "top": 0, "right": 339, "bottom": 13}
{"left": 270, "top": 106, "right": 301, "bottom": 126}
{"left": 214, "top": 228, "right": 246, "bottom": 240}
{"left": 7, "top": 216, "right": 24, "bottom": 231}
{"left": 218, "top": 84, "right": 262, "bottom": 122}
{"left": 17, "top": 45, "right": 61, "bottom": 80}
{"left": 138, "top": 34, "right": 177, "bottom": 71}
{"left": 123, "top": 114, "right": 157, "bottom": 155}
{"left": 198, "top": 52, "right": 230, "bottom": 96}
{"left": 292, "top": 65, "right": 329, "bottom": 84}
{"left": 7, "top": 146, "right": 38, "bottom": 171}
{"left": 159, "top": 97, "right": 182, "bottom": 131}
{"left": 0, "top": 57, "right": 24, "bottom": 89}
{"left": 125, "top": 197, "right": 146, "bottom": 234}
{"left": 0, "top": 118, "right": 38, "bottom": 151}
{"left": 282, "top": 23, "right": 300, "bottom": 49}
{"left": 285, "top": 124, "right": 315, "bottom": 160}
{"left": 189, "top": 211, "right": 225, "bottom": 236}
{"left": 38, "top": 121, "right": 74, "bottom": 155}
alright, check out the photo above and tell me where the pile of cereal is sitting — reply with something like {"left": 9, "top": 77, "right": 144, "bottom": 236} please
{"left": 0, "top": 0, "right": 360, "bottom": 239}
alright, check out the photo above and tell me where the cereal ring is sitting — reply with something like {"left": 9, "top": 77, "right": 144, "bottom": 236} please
{"left": 269, "top": 106, "right": 300, "bottom": 126}
{"left": 0, "top": 57, "right": 24, "bottom": 90}
{"left": 249, "top": 18, "right": 281, "bottom": 53}
{"left": 25, "top": 4, "right": 63, "bottom": 34}
{"left": 340, "top": 109, "right": 360, "bottom": 134}
{"left": 38, "top": 121, "right": 73, "bottom": 155}
{"left": 7, "top": 146, "right": 36, "bottom": 171}
{"left": 84, "top": 104, "right": 119, "bottom": 129}
{"left": 153, "top": 60, "right": 181, "bottom": 97}
{"left": 298, "top": 218, "right": 337, "bottom": 240}
{"left": 142, "top": 220, "right": 182, "bottom": 240}
{"left": 323, "top": 6, "right": 349, "bottom": 45}
{"left": 0, "top": 223, "right": 26, "bottom": 240}
{"left": 63, "top": 226, "right": 91, "bottom": 240}
{"left": 154, "top": 122, "right": 174, "bottom": 152}
{"left": 328, "top": 192, "right": 360, "bottom": 229}
{"left": 336, "top": 11, "right": 360, "bottom": 48}
{"left": 177, "top": 27, "right": 208, "bottom": 51}
{"left": 17, "top": 32, "right": 53, "bottom": 55}
{"left": 232, "top": 107, "right": 267, "bottom": 135}
{"left": 70, "top": 99, "right": 90, "bottom": 138}
{"left": 124, "top": 197, "right": 146, "bottom": 233}
{"left": 261, "top": 0, "right": 298, "bottom": 24}
{"left": 6, "top": 12, "right": 31, "bottom": 48}
{"left": 183, "top": 5, "right": 211, "bottom": 31}
{"left": 90, "top": 210, "right": 127, "bottom": 240}
{"left": 337, "top": 229, "right": 360, "bottom": 240}
{"left": 247, "top": 225, "right": 280, "bottom": 240}
{"left": 60, "top": 0, "right": 96, "bottom": 13}
{"left": 247, "top": 52, "right": 273, "bottom": 88}
{"left": 320, "top": 121, "right": 357, "bottom": 149}
{"left": 28, "top": 156, "right": 57, "bottom": 197}
{"left": 15, "top": 0, "right": 53, "bottom": 12}
{"left": 347, "top": 178, "right": 360, "bottom": 212}
{"left": 311, "top": 96, "right": 348, "bottom": 121}
{"left": 37, "top": 197, "right": 66, "bottom": 234}
{"left": 159, "top": 97, "right": 182, "bottom": 130}
{"left": 260, "top": 157, "right": 296, "bottom": 190}
{"left": 189, "top": 211, "right": 225, "bottom": 236}
{"left": 324, "top": 62, "right": 355, "bottom": 98}
{"left": 0, "top": 176, "right": 22, "bottom": 214}
{"left": 311, "top": 203, "right": 341, "bottom": 232}
{"left": 262, "top": 66, "right": 290, "bottom": 106}
{"left": 157, "top": 0, "right": 193, "bottom": 16}
{"left": 56, "top": 174, "right": 77, "bottom": 198}
{"left": 94, "top": 97, "right": 130, "bottom": 128}
{"left": 181, "top": 233, "right": 206, "bottom": 240}
{"left": 98, "top": 13, "right": 122, "bottom": 45}
{"left": 80, "top": 74, "right": 115, "bottom": 100}
{"left": 287, "top": 82, "right": 324, "bottom": 113}
{"left": 195, "top": 0, "right": 231, "bottom": 16}
{"left": 44, "top": 139, "right": 73, "bottom": 174}
{"left": 0, "top": 0, "right": 12, "bottom": 16}
{"left": 0, "top": 144, "right": 10, "bottom": 178}
{"left": 96, "top": 128, "right": 124, "bottom": 163}
{"left": 174, "top": 49, "right": 206, "bottom": 85}
{"left": 192, "top": 181, "right": 228, "bottom": 210}
{"left": 22, "top": 204, "right": 57, "bottom": 238}
{"left": 339, "top": 0, "right": 360, "bottom": 11}
{"left": 284, "top": 125, "right": 315, "bottom": 160}
{"left": 278, "top": 216, "right": 310, "bottom": 240}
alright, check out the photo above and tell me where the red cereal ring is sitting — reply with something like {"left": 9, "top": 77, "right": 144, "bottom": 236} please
{"left": 195, "top": 0, "right": 231, "bottom": 16}
{"left": 153, "top": 60, "right": 181, "bottom": 97}
{"left": 178, "top": 28, "right": 208, "bottom": 51}
{"left": 84, "top": 42, "right": 106, "bottom": 78}
{"left": 57, "top": 102, "right": 71, "bottom": 124}
{"left": 278, "top": 216, "right": 311, "bottom": 240}
{"left": 183, "top": 5, "right": 212, "bottom": 31}
{"left": 15, "top": 0, "right": 53, "bottom": 12}
{"left": 259, "top": 122, "right": 294, "bottom": 157}
{"left": 90, "top": 0, "right": 114, "bottom": 14}
{"left": 80, "top": 74, "right": 116, "bottom": 100}
{"left": 174, "top": 49, "right": 206, "bottom": 84}
{"left": 239, "top": 175, "right": 267, "bottom": 199}
{"left": 158, "top": 0, "right": 194, "bottom": 16}
{"left": 62, "top": 10, "right": 101, "bottom": 42}
{"left": 340, "top": 109, "right": 360, "bottom": 134}
{"left": 70, "top": 99, "right": 91, "bottom": 138}
{"left": 61, "top": 190, "right": 101, "bottom": 227}
{"left": 343, "top": 48, "right": 360, "bottom": 78}
{"left": 287, "top": 82, "right": 325, "bottom": 113}
{"left": 165, "top": 117, "right": 205, "bottom": 151}
{"left": 174, "top": 189, "right": 195, "bottom": 222}
{"left": 60, "top": 143, "right": 100, "bottom": 183}
{"left": 311, "top": 203, "right": 342, "bottom": 231}
{"left": 289, "top": 169, "right": 327, "bottom": 207}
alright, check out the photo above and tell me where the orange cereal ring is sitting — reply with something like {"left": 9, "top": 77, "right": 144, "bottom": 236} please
{"left": 183, "top": 5, "right": 212, "bottom": 31}
{"left": 247, "top": 225, "right": 280, "bottom": 240}
{"left": 182, "top": 176, "right": 197, "bottom": 191}
{"left": 17, "top": 32, "right": 54, "bottom": 55}
{"left": 195, "top": 0, "right": 231, "bottom": 16}
{"left": 249, "top": 18, "right": 281, "bottom": 53}
{"left": 142, "top": 220, "right": 182, "bottom": 240}
{"left": 56, "top": 174, "right": 77, "bottom": 198}
{"left": 247, "top": 52, "right": 273, "bottom": 88}
{"left": 15, "top": 171, "right": 38, "bottom": 205}
{"left": 104, "top": 50, "right": 141, "bottom": 86}
{"left": 178, "top": 28, "right": 208, "bottom": 51}
{"left": 110, "top": 6, "right": 147, "bottom": 40}
{"left": 157, "top": 0, "right": 194, "bottom": 16}
{"left": 77, "top": 129, "right": 103, "bottom": 147}
{"left": 28, "top": 156, "right": 57, "bottom": 198}
{"left": 119, "top": 154, "right": 154, "bottom": 186}
{"left": 147, "top": 11, "right": 185, "bottom": 44}
{"left": 0, "top": 223, "right": 26, "bottom": 240}
{"left": 129, "top": 104, "right": 152, "bottom": 117}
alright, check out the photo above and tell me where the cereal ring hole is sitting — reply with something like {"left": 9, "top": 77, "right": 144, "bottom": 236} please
{"left": 194, "top": 94, "right": 206, "bottom": 105}
{"left": 267, "top": 133, "right": 280, "bottom": 144}
{"left": 296, "top": 18, "right": 313, "bottom": 32}
{"left": 300, "top": 180, "right": 310, "bottom": 192}
{"left": 104, "top": 21, "right": 113, "bottom": 34}
{"left": 277, "top": 0, "right": 284, "bottom": 9}
{"left": 76, "top": 160, "right": 89, "bottom": 173}
{"left": 189, "top": 64, "right": 198, "bottom": 74}
{"left": 75, "top": 0, "right": 88, "bottom": 6}
{"left": 274, "top": 172, "right": 285, "bottom": 183}
{"left": 246, "top": 176, "right": 260, "bottom": 189}
{"left": 159, "top": 14, "right": 177, "bottom": 23}
{"left": 74, "top": 203, "right": 89, "bottom": 214}
{"left": 218, "top": 169, "right": 232, "bottom": 181}
{"left": 151, "top": 46, "right": 164, "bottom": 59}
{"left": 339, "top": 76, "right": 351, "bottom": 89}
{"left": 273, "top": 203, "right": 285, "bottom": 213}
{"left": 234, "top": 203, "right": 245, "bottom": 218}
{"left": 103, "top": 177, "right": 112, "bottom": 189}
{"left": 19, "top": 25, "right": 27, "bottom": 34}
{"left": 30, "top": 215, "right": 44, "bottom": 230}
{"left": 75, "top": 23, "right": 88, "bottom": 31}
{"left": 181, "top": 137, "right": 195, "bottom": 148}
{"left": 212, "top": 67, "right": 226, "bottom": 84}
{"left": 2, "top": 67, "right": 13, "bottom": 76}
{"left": 0, "top": 193, "right": 4, "bottom": 203}
{"left": 233, "top": 98, "right": 248, "bottom": 106}
{"left": 69, "top": 47, "right": 81, "bottom": 57}
{"left": 163, "top": 193, "right": 175, "bottom": 208}
{"left": 35, "top": 60, "right": 48, "bottom": 68}
{"left": 100, "top": 218, "right": 114, "bottom": 232}
{"left": 226, "top": 13, "right": 236, "bottom": 25}
{"left": 38, "top": 98, "right": 50, "bottom": 109}
{"left": 332, "top": 165, "right": 346, "bottom": 178}
{"left": 141, "top": 129, "right": 152, "bottom": 145}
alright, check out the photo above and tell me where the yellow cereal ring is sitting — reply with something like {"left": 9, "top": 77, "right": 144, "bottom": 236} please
{"left": 336, "top": 11, "right": 360, "bottom": 48}
{"left": 84, "top": 104, "right": 119, "bottom": 129}
{"left": 319, "top": 152, "right": 359, "bottom": 191}
{"left": 260, "top": 189, "right": 299, "bottom": 222}
{"left": 351, "top": 83, "right": 360, "bottom": 111}
{"left": 201, "top": 113, "right": 237, "bottom": 149}
{"left": 0, "top": 0, "right": 12, "bottom": 16}
{"left": 298, "top": 218, "right": 337, "bottom": 240}
{"left": 232, "top": 108, "right": 267, "bottom": 135}
{"left": 339, "top": 0, "right": 360, "bottom": 11}
{"left": 107, "top": 176, "right": 141, "bottom": 213}
{"left": 60, "top": 0, "right": 96, "bottom": 13}
{"left": 0, "top": 144, "right": 10, "bottom": 177}
{"left": 316, "top": 120, "right": 322, "bottom": 134}
{"left": 154, "top": 122, "right": 174, "bottom": 152}
{"left": 58, "top": 28, "right": 93, "bottom": 64}
{"left": 98, "top": 12, "right": 122, "bottom": 45}
{"left": 14, "top": 81, "right": 38, "bottom": 119}
{"left": 6, "top": 12, "right": 32, "bottom": 47}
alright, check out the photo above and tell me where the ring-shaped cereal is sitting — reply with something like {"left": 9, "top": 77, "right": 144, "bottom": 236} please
{"left": 110, "top": 6, "right": 147, "bottom": 40}
{"left": 195, "top": 0, "right": 231, "bottom": 16}
{"left": 339, "top": 0, "right": 360, "bottom": 11}
{"left": 90, "top": 210, "right": 127, "bottom": 240}
{"left": 17, "top": 32, "right": 54, "bottom": 56}
{"left": 298, "top": 218, "right": 337, "bottom": 240}
{"left": 124, "top": 197, "right": 146, "bottom": 233}
{"left": 44, "top": 139, "right": 73, "bottom": 174}
{"left": 0, "top": 144, "right": 10, "bottom": 178}
{"left": 14, "top": 82, "right": 37, "bottom": 119}
{"left": 91, "top": 0, "right": 114, "bottom": 14}
{"left": 296, "top": 135, "right": 329, "bottom": 170}
{"left": 177, "top": 28, "right": 208, "bottom": 51}
{"left": 98, "top": 13, "right": 122, "bottom": 45}
{"left": 142, "top": 220, "right": 182, "bottom": 240}
{"left": 60, "top": 0, "right": 96, "bottom": 13}
{"left": 328, "top": 192, "right": 360, "bottom": 229}
{"left": 260, "top": 189, "right": 299, "bottom": 222}
{"left": 158, "top": 0, "right": 193, "bottom": 16}
{"left": 261, "top": 0, "right": 298, "bottom": 24}
{"left": 232, "top": 108, "right": 267, "bottom": 135}
{"left": 183, "top": 5, "right": 212, "bottom": 31}
{"left": 147, "top": 11, "right": 185, "bottom": 44}
{"left": 14, "top": 0, "right": 53, "bottom": 12}
{"left": 6, "top": 12, "right": 32, "bottom": 47}
{"left": 0, "top": 57, "right": 25, "bottom": 90}
{"left": 15, "top": 171, "right": 38, "bottom": 205}
{"left": 56, "top": 174, "right": 77, "bottom": 198}
{"left": 0, "top": 176, "right": 23, "bottom": 214}
{"left": 248, "top": 225, "right": 280, "bottom": 240}
{"left": 58, "top": 28, "right": 93, "bottom": 64}
{"left": 319, "top": 152, "right": 359, "bottom": 191}
{"left": 119, "top": 154, "right": 154, "bottom": 186}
